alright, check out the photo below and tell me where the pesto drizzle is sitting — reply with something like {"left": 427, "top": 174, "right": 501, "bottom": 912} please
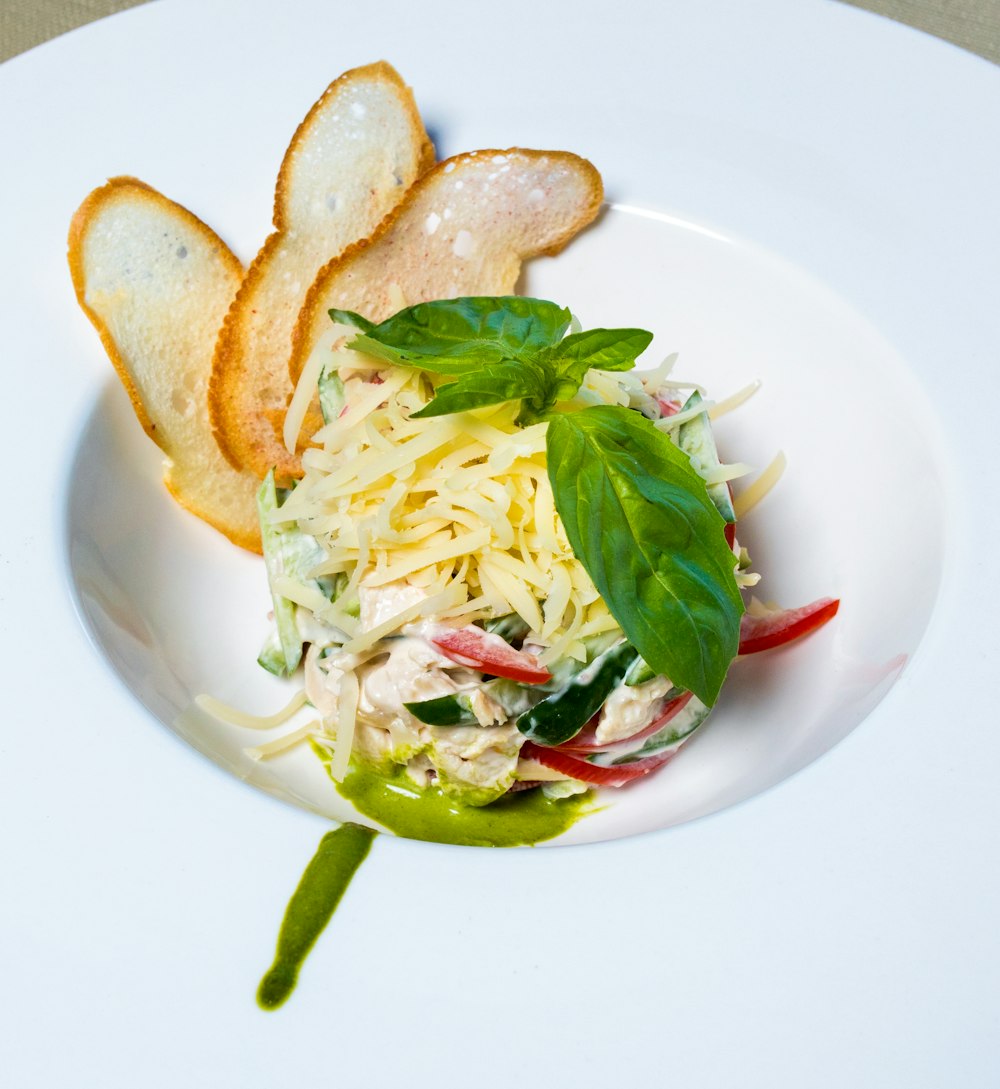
{"left": 257, "top": 823, "right": 376, "bottom": 1010}
{"left": 334, "top": 762, "right": 595, "bottom": 847}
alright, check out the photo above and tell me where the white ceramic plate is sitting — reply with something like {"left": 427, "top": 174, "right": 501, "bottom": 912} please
{"left": 3, "top": 1, "right": 999, "bottom": 1084}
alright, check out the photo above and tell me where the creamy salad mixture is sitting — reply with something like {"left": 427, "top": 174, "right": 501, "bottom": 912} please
{"left": 244, "top": 297, "right": 814, "bottom": 809}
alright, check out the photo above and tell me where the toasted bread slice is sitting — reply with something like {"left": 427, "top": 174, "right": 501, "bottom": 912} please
{"left": 68, "top": 176, "right": 262, "bottom": 552}
{"left": 209, "top": 61, "right": 434, "bottom": 482}
{"left": 287, "top": 148, "right": 603, "bottom": 442}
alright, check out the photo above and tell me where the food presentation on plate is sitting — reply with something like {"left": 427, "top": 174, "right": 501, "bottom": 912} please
{"left": 68, "top": 61, "right": 839, "bottom": 853}
{"left": 7, "top": 0, "right": 994, "bottom": 1078}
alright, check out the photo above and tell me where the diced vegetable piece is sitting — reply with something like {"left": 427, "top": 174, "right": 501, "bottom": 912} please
{"left": 431, "top": 628, "right": 552, "bottom": 684}
{"left": 623, "top": 655, "right": 656, "bottom": 687}
{"left": 738, "top": 598, "right": 840, "bottom": 655}
{"left": 403, "top": 692, "right": 478, "bottom": 726}
{"left": 516, "top": 641, "right": 638, "bottom": 745}
{"left": 318, "top": 368, "right": 346, "bottom": 424}
{"left": 405, "top": 678, "right": 540, "bottom": 727}
{"left": 257, "top": 627, "right": 288, "bottom": 677}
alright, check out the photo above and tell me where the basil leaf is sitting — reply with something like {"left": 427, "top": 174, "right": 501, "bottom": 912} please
{"left": 411, "top": 359, "right": 550, "bottom": 419}
{"left": 347, "top": 336, "right": 486, "bottom": 375}
{"left": 332, "top": 299, "right": 650, "bottom": 421}
{"left": 543, "top": 327, "right": 652, "bottom": 374}
{"left": 541, "top": 327, "right": 652, "bottom": 400}
{"left": 328, "top": 308, "right": 376, "bottom": 333}
{"left": 546, "top": 405, "right": 743, "bottom": 705}
{"left": 349, "top": 296, "right": 571, "bottom": 370}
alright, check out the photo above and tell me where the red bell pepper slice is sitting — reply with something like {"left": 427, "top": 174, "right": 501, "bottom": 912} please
{"left": 521, "top": 740, "right": 678, "bottom": 787}
{"left": 738, "top": 597, "right": 840, "bottom": 655}
{"left": 431, "top": 628, "right": 552, "bottom": 685}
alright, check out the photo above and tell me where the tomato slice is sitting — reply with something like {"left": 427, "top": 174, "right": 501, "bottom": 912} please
{"left": 738, "top": 597, "right": 840, "bottom": 655}
{"left": 521, "top": 741, "right": 677, "bottom": 787}
{"left": 431, "top": 628, "right": 552, "bottom": 684}
{"left": 558, "top": 691, "right": 694, "bottom": 754}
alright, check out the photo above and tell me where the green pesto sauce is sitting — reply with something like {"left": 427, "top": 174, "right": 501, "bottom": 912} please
{"left": 333, "top": 763, "right": 595, "bottom": 847}
{"left": 257, "top": 823, "right": 376, "bottom": 1011}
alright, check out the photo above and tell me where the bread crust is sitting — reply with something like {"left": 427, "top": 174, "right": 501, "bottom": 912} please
{"left": 288, "top": 147, "right": 604, "bottom": 393}
{"left": 68, "top": 177, "right": 171, "bottom": 444}
{"left": 68, "top": 176, "right": 263, "bottom": 552}
{"left": 208, "top": 61, "right": 435, "bottom": 483}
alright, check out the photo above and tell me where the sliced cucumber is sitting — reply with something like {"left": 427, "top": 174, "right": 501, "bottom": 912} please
{"left": 677, "top": 391, "right": 736, "bottom": 524}
{"left": 318, "top": 368, "right": 345, "bottom": 425}
{"left": 624, "top": 655, "right": 656, "bottom": 686}
{"left": 405, "top": 679, "right": 538, "bottom": 727}
{"left": 257, "top": 627, "right": 288, "bottom": 677}
{"left": 257, "top": 471, "right": 339, "bottom": 677}
{"left": 516, "top": 641, "right": 639, "bottom": 745}
{"left": 404, "top": 692, "right": 479, "bottom": 726}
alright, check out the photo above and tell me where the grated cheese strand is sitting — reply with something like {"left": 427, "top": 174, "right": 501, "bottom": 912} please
{"left": 246, "top": 720, "right": 321, "bottom": 760}
{"left": 703, "top": 461, "right": 755, "bottom": 485}
{"left": 283, "top": 322, "right": 360, "bottom": 454}
{"left": 327, "top": 672, "right": 359, "bottom": 781}
{"left": 341, "top": 584, "right": 465, "bottom": 654}
{"left": 195, "top": 690, "right": 308, "bottom": 730}
{"left": 709, "top": 379, "right": 762, "bottom": 419}
{"left": 733, "top": 451, "right": 787, "bottom": 519}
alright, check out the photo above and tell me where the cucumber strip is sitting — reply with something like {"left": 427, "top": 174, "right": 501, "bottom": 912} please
{"left": 257, "top": 628, "right": 288, "bottom": 677}
{"left": 258, "top": 473, "right": 303, "bottom": 675}
{"left": 516, "top": 641, "right": 639, "bottom": 745}
{"left": 404, "top": 692, "right": 478, "bottom": 726}
{"left": 624, "top": 656, "right": 656, "bottom": 686}
{"left": 589, "top": 697, "right": 711, "bottom": 766}
{"left": 318, "top": 368, "right": 345, "bottom": 425}
{"left": 677, "top": 391, "right": 736, "bottom": 523}
{"left": 258, "top": 471, "right": 336, "bottom": 676}
{"left": 405, "top": 679, "right": 538, "bottom": 727}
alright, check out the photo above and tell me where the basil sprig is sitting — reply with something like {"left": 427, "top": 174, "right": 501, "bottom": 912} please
{"left": 329, "top": 297, "right": 742, "bottom": 703}
{"left": 331, "top": 297, "right": 651, "bottom": 421}
{"left": 546, "top": 406, "right": 743, "bottom": 706}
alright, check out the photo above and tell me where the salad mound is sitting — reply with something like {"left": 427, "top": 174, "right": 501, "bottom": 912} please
{"left": 253, "top": 295, "right": 838, "bottom": 810}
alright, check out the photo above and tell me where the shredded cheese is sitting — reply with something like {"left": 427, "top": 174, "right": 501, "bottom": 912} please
{"left": 733, "top": 451, "right": 787, "bottom": 519}
{"left": 327, "top": 671, "right": 359, "bottom": 781}
{"left": 195, "top": 690, "right": 308, "bottom": 730}
{"left": 654, "top": 399, "right": 719, "bottom": 431}
{"left": 710, "top": 379, "right": 762, "bottom": 419}
{"left": 703, "top": 461, "right": 755, "bottom": 485}
{"left": 283, "top": 322, "right": 361, "bottom": 454}
{"left": 284, "top": 363, "right": 623, "bottom": 645}
{"left": 280, "top": 337, "right": 769, "bottom": 662}
{"left": 272, "top": 575, "right": 358, "bottom": 636}
{"left": 246, "top": 720, "right": 322, "bottom": 760}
